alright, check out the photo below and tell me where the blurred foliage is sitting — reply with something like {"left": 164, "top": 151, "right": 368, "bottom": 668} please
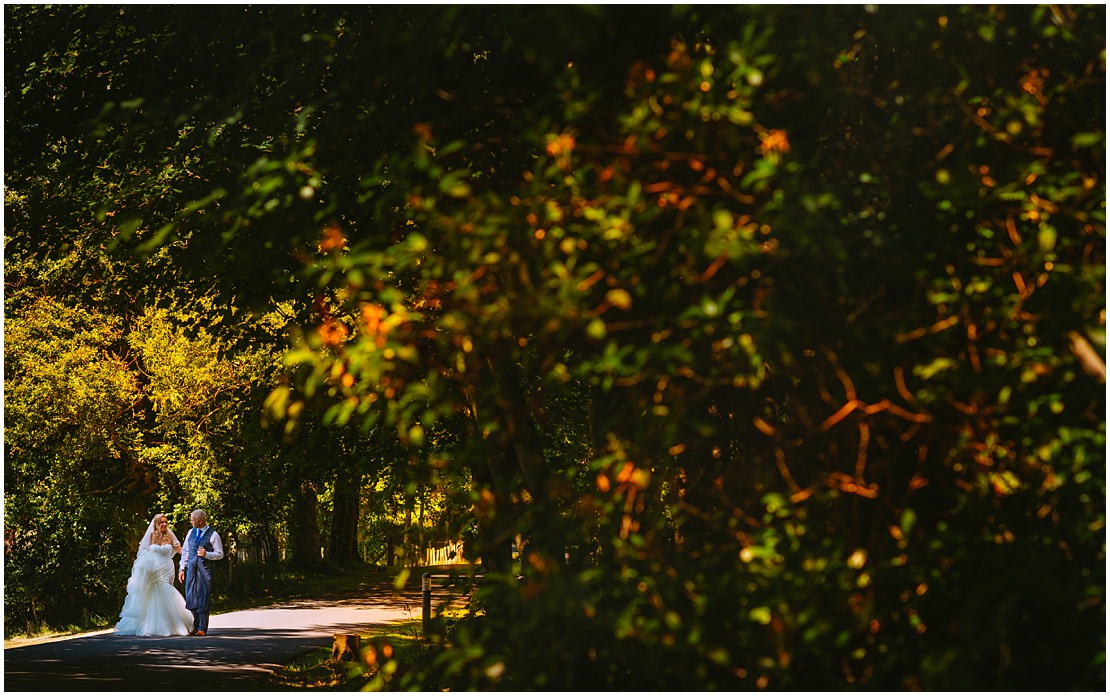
{"left": 4, "top": 4, "right": 1104, "bottom": 688}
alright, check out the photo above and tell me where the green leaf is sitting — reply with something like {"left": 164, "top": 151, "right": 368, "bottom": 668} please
{"left": 627, "top": 180, "right": 641, "bottom": 204}
{"left": 1071, "top": 132, "right": 1103, "bottom": 148}
{"left": 438, "top": 170, "right": 471, "bottom": 198}
{"left": 183, "top": 188, "right": 227, "bottom": 214}
{"left": 713, "top": 208, "right": 733, "bottom": 230}
{"left": 748, "top": 606, "right": 773, "bottom": 625}
{"left": 393, "top": 568, "right": 411, "bottom": 591}
{"left": 1037, "top": 225, "right": 1057, "bottom": 252}
{"left": 118, "top": 217, "right": 142, "bottom": 237}
{"left": 586, "top": 318, "right": 607, "bottom": 340}
{"left": 914, "top": 357, "right": 958, "bottom": 380}
{"left": 901, "top": 508, "right": 917, "bottom": 536}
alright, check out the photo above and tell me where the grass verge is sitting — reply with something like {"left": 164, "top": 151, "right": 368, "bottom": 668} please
{"left": 266, "top": 617, "right": 428, "bottom": 691}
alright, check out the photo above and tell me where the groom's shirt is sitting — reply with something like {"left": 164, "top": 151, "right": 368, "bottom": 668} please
{"left": 179, "top": 526, "right": 225, "bottom": 573}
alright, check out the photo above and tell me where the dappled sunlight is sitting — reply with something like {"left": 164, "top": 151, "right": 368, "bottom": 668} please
{"left": 4, "top": 584, "right": 424, "bottom": 690}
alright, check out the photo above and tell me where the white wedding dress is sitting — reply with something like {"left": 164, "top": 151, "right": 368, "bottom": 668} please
{"left": 115, "top": 519, "right": 194, "bottom": 636}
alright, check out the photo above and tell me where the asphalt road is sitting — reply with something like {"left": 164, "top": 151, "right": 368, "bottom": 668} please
{"left": 3, "top": 583, "right": 445, "bottom": 692}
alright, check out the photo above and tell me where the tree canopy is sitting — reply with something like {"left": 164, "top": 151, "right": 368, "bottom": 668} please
{"left": 4, "top": 5, "right": 1105, "bottom": 690}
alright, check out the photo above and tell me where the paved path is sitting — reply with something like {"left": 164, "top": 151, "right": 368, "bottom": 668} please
{"left": 4, "top": 583, "right": 448, "bottom": 691}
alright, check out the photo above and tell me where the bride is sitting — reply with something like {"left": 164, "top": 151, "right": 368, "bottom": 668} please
{"left": 115, "top": 513, "right": 194, "bottom": 636}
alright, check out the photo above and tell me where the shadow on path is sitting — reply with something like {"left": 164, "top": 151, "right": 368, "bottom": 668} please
{"left": 3, "top": 585, "right": 457, "bottom": 691}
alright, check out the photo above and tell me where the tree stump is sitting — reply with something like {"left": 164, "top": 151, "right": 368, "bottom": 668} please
{"left": 330, "top": 633, "right": 361, "bottom": 662}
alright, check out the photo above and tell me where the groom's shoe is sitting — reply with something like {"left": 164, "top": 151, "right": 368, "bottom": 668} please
{"left": 196, "top": 631, "right": 206, "bottom": 636}
{"left": 188, "top": 629, "right": 198, "bottom": 635}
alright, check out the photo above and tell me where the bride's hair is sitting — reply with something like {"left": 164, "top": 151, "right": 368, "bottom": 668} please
{"left": 151, "top": 514, "right": 169, "bottom": 543}
{"left": 137, "top": 513, "right": 181, "bottom": 557}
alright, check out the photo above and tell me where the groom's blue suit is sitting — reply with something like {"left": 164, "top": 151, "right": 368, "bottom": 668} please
{"left": 184, "top": 526, "right": 217, "bottom": 634}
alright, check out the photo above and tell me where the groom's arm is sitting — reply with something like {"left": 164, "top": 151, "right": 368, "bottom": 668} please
{"left": 205, "top": 531, "right": 225, "bottom": 562}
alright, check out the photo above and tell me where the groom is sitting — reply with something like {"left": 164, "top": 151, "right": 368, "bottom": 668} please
{"left": 178, "top": 509, "right": 224, "bottom": 636}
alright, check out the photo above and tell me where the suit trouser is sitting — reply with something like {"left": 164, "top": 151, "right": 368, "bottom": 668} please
{"left": 185, "top": 560, "right": 212, "bottom": 632}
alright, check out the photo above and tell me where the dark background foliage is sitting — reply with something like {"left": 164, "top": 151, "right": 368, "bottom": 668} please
{"left": 5, "top": 5, "right": 1104, "bottom": 690}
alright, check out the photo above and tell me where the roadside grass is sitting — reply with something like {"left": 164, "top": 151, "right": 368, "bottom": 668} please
{"left": 266, "top": 605, "right": 476, "bottom": 691}
{"left": 5, "top": 617, "right": 117, "bottom": 645}
{"left": 265, "top": 617, "right": 427, "bottom": 690}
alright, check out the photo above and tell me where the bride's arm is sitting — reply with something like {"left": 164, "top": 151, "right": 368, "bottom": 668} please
{"left": 169, "top": 529, "right": 183, "bottom": 555}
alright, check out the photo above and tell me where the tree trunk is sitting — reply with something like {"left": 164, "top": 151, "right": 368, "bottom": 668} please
{"left": 464, "top": 348, "right": 556, "bottom": 572}
{"left": 330, "top": 633, "right": 361, "bottom": 662}
{"left": 404, "top": 501, "right": 413, "bottom": 565}
{"left": 464, "top": 388, "right": 516, "bottom": 575}
{"left": 290, "top": 482, "right": 323, "bottom": 566}
{"left": 417, "top": 484, "right": 426, "bottom": 564}
{"left": 330, "top": 466, "right": 362, "bottom": 564}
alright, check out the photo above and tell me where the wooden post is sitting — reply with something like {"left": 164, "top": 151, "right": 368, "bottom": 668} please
{"left": 422, "top": 573, "right": 431, "bottom": 634}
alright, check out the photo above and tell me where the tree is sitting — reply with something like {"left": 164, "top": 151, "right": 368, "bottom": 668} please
{"left": 4, "top": 295, "right": 144, "bottom": 627}
{"left": 4, "top": 4, "right": 1103, "bottom": 689}
{"left": 4, "top": 5, "right": 405, "bottom": 632}
{"left": 280, "top": 6, "right": 1105, "bottom": 689}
